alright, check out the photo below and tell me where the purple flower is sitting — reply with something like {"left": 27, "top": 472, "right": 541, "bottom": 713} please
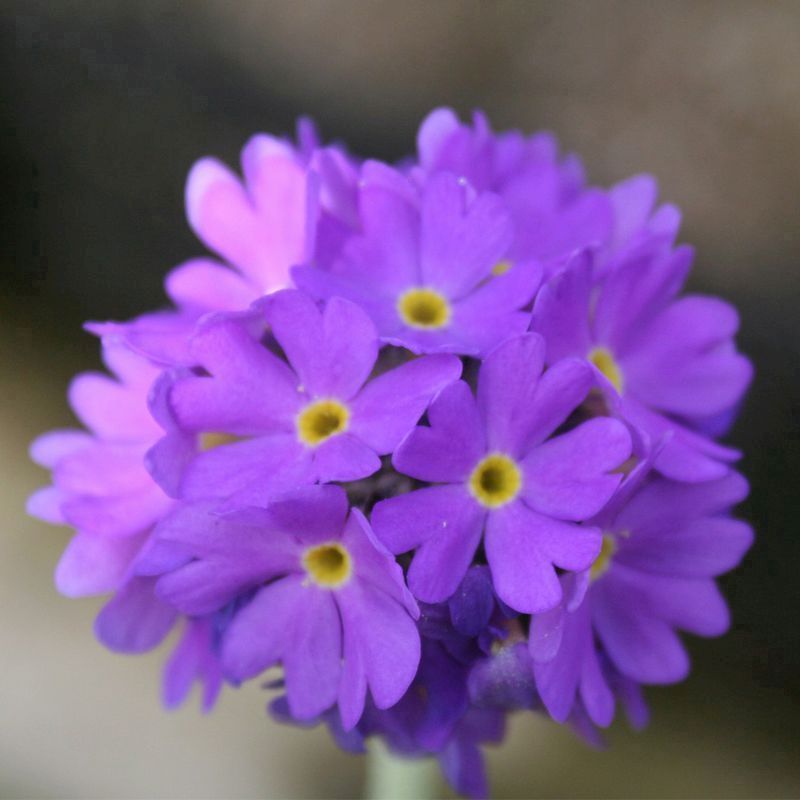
{"left": 531, "top": 249, "right": 753, "bottom": 481}
{"left": 169, "top": 130, "right": 320, "bottom": 314}
{"left": 295, "top": 169, "right": 542, "bottom": 356}
{"left": 372, "top": 333, "right": 632, "bottom": 612}
{"left": 149, "top": 289, "right": 461, "bottom": 505}
{"left": 28, "top": 339, "right": 169, "bottom": 596}
{"left": 415, "top": 108, "right": 612, "bottom": 275}
{"left": 26, "top": 109, "right": 755, "bottom": 800}
{"left": 138, "top": 485, "right": 420, "bottom": 728}
{"left": 530, "top": 470, "right": 753, "bottom": 727}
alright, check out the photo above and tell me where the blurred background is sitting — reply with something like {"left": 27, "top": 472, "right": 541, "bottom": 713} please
{"left": 2, "top": 1, "right": 799, "bottom": 797}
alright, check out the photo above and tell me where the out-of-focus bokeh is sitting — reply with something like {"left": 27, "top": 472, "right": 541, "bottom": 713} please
{"left": 2, "top": 1, "right": 799, "bottom": 797}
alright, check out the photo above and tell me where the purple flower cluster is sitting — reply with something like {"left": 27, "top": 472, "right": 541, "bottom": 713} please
{"left": 29, "top": 109, "right": 753, "bottom": 798}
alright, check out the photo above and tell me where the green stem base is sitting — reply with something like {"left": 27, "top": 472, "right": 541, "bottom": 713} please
{"left": 365, "top": 739, "right": 441, "bottom": 800}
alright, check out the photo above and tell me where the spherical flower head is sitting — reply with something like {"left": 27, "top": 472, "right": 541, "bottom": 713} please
{"left": 372, "top": 332, "right": 632, "bottom": 613}
{"left": 26, "top": 108, "right": 755, "bottom": 800}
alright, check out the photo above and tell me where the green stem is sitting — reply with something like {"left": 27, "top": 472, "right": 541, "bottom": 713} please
{"left": 364, "top": 739, "right": 441, "bottom": 800}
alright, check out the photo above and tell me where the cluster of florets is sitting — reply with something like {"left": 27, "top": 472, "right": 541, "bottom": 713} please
{"left": 29, "top": 109, "right": 753, "bottom": 798}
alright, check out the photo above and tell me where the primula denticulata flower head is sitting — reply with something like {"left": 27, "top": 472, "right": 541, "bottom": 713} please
{"left": 28, "top": 109, "right": 753, "bottom": 798}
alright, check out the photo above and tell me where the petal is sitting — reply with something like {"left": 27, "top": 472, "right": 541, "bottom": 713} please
{"left": 171, "top": 320, "right": 300, "bottom": 435}
{"left": 592, "top": 581, "right": 690, "bottom": 684}
{"left": 593, "top": 245, "right": 692, "bottom": 354}
{"left": 311, "top": 433, "right": 382, "bottom": 483}
{"left": 447, "top": 304, "right": 532, "bottom": 358}
{"left": 185, "top": 157, "right": 303, "bottom": 292}
{"left": 151, "top": 504, "right": 299, "bottom": 615}
{"left": 417, "top": 107, "right": 460, "bottom": 171}
{"left": 338, "top": 612, "right": 368, "bottom": 731}
{"left": 55, "top": 530, "right": 145, "bottom": 597}
{"left": 391, "top": 380, "right": 482, "bottom": 483}
{"left": 580, "top": 642, "right": 615, "bottom": 728}
{"left": 372, "top": 484, "right": 476, "bottom": 555}
{"left": 292, "top": 265, "right": 398, "bottom": 332}
{"left": 455, "top": 258, "right": 542, "bottom": 316}
{"left": 54, "top": 441, "right": 151, "bottom": 495}
{"left": 528, "top": 601, "right": 566, "bottom": 664}
{"left": 165, "top": 258, "right": 258, "bottom": 312}
{"left": 145, "top": 430, "right": 196, "bottom": 499}
{"left": 620, "top": 396, "right": 739, "bottom": 483}
{"left": 521, "top": 418, "right": 631, "bottom": 520}
{"left": 523, "top": 358, "right": 593, "bottom": 449}
{"left": 162, "top": 618, "right": 223, "bottom": 713}
{"left": 254, "top": 484, "right": 349, "bottom": 544}
{"left": 342, "top": 510, "right": 419, "bottom": 615}
{"left": 533, "top": 602, "right": 589, "bottom": 722}
{"left": 624, "top": 297, "right": 753, "bottom": 418}
{"left": 68, "top": 372, "right": 160, "bottom": 441}
{"left": 221, "top": 576, "right": 302, "bottom": 679}
{"left": 342, "top": 180, "right": 421, "bottom": 293}
{"left": 526, "top": 189, "right": 613, "bottom": 261}
{"left": 61, "top": 484, "right": 169, "bottom": 538}
{"left": 263, "top": 291, "right": 378, "bottom": 400}
{"left": 350, "top": 354, "right": 462, "bottom": 454}
{"left": 477, "top": 333, "right": 546, "bottom": 456}
{"left": 419, "top": 174, "right": 513, "bottom": 297}
{"left": 607, "top": 174, "right": 658, "bottom": 252}
{"left": 448, "top": 566, "right": 495, "bottom": 638}
{"left": 407, "top": 501, "right": 485, "bottom": 603}
{"left": 241, "top": 135, "right": 317, "bottom": 272}
{"left": 617, "top": 517, "right": 753, "bottom": 578}
{"left": 337, "top": 580, "right": 420, "bottom": 711}
{"left": 283, "top": 588, "right": 342, "bottom": 720}
{"left": 94, "top": 577, "right": 178, "bottom": 654}
{"left": 604, "top": 566, "right": 730, "bottom": 637}
{"left": 29, "top": 429, "right": 92, "bottom": 468}
{"left": 87, "top": 312, "right": 196, "bottom": 368}
{"left": 26, "top": 486, "right": 67, "bottom": 524}
{"left": 179, "top": 434, "right": 311, "bottom": 504}
{"left": 530, "top": 251, "right": 593, "bottom": 362}
{"left": 615, "top": 470, "right": 749, "bottom": 533}
{"left": 485, "top": 503, "right": 601, "bottom": 613}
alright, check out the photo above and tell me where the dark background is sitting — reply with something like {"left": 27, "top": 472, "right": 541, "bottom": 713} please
{"left": 2, "top": 2, "right": 798, "bottom": 797}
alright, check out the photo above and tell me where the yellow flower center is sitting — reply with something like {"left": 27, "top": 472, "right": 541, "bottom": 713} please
{"left": 302, "top": 542, "right": 353, "bottom": 588}
{"left": 469, "top": 453, "right": 522, "bottom": 508}
{"left": 297, "top": 399, "right": 350, "bottom": 446}
{"left": 588, "top": 347, "right": 624, "bottom": 394}
{"left": 491, "top": 260, "right": 512, "bottom": 277}
{"left": 198, "top": 432, "right": 243, "bottom": 451}
{"left": 397, "top": 288, "right": 451, "bottom": 330}
{"left": 590, "top": 534, "right": 617, "bottom": 581}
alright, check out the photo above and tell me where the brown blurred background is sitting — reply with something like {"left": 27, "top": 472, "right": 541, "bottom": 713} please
{"left": 2, "top": 1, "right": 799, "bottom": 797}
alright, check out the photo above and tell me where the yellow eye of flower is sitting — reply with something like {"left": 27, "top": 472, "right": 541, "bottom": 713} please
{"left": 198, "top": 432, "right": 243, "bottom": 451}
{"left": 469, "top": 453, "right": 522, "bottom": 508}
{"left": 397, "top": 288, "right": 451, "bottom": 329}
{"left": 491, "top": 260, "right": 512, "bottom": 277}
{"left": 297, "top": 399, "right": 350, "bottom": 446}
{"left": 302, "top": 542, "right": 353, "bottom": 588}
{"left": 589, "top": 347, "right": 624, "bottom": 394}
{"left": 590, "top": 534, "right": 617, "bottom": 581}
